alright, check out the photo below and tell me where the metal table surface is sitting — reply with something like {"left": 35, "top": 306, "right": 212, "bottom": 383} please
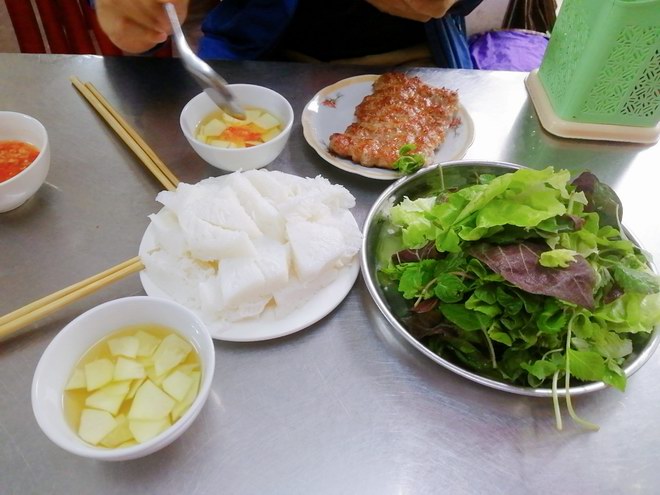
{"left": 1, "top": 54, "right": 658, "bottom": 495}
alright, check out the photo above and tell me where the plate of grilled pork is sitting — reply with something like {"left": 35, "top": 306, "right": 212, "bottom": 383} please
{"left": 302, "top": 72, "right": 475, "bottom": 180}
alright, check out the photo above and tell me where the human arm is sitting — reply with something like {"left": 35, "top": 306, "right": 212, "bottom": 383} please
{"left": 365, "top": 0, "right": 459, "bottom": 22}
{"left": 95, "top": 0, "right": 190, "bottom": 53}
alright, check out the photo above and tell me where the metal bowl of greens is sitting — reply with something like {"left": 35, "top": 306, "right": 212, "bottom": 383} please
{"left": 361, "top": 161, "right": 660, "bottom": 400}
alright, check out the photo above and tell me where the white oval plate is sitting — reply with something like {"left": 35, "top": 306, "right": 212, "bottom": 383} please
{"left": 302, "top": 74, "right": 475, "bottom": 180}
{"left": 139, "top": 222, "right": 360, "bottom": 342}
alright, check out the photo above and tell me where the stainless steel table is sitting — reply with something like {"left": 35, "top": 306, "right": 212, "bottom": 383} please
{"left": 1, "top": 54, "right": 658, "bottom": 495}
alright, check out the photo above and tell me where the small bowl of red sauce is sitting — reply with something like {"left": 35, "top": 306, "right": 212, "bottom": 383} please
{"left": 0, "top": 111, "right": 50, "bottom": 213}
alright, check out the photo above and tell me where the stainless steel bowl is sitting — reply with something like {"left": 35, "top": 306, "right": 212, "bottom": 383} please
{"left": 361, "top": 160, "right": 660, "bottom": 397}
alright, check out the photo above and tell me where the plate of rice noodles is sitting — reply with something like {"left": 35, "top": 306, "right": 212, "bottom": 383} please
{"left": 139, "top": 169, "right": 362, "bottom": 342}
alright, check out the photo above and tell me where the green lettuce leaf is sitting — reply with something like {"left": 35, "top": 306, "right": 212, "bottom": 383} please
{"left": 539, "top": 249, "right": 578, "bottom": 268}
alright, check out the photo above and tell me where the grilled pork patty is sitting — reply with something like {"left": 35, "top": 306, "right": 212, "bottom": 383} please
{"left": 328, "top": 72, "right": 459, "bottom": 169}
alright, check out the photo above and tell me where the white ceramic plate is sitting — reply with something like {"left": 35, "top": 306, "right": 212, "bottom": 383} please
{"left": 138, "top": 222, "right": 360, "bottom": 342}
{"left": 301, "top": 74, "right": 475, "bottom": 180}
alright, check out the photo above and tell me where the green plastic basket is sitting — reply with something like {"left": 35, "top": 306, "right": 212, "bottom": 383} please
{"left": 538, "top": 0, "right": 660, "bottom": 128}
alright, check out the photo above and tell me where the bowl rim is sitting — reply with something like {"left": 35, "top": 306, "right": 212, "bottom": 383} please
{"left": 179, "top": 85, "right": 294, "bottom": 153}
{"left": 360, "top": 159, "right": 660, "bottom": 397}
{"left": 0, "top": 111, "right": 49, "bottom": 187}
{"left": 30, "top": 295, "right": 215, "bottom": 460}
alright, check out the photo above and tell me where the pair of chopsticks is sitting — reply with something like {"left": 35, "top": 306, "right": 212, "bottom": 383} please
{"left": 0, "top": 78, "right": 180, "bottom": 340}
{"left": 0, "top": 257, "right": 143, "bottom": 340}
{"left": 70, "top": 77, "right": 179, "bottom": 191}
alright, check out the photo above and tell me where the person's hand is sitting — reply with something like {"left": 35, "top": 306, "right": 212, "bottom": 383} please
{"left": 365, "top": 0, "right": 459, "bottom": 22}
{"left": 96, "top": 0, "right": 190, "bottom": 53}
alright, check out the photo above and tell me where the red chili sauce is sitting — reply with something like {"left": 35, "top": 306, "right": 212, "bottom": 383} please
{"left": 0, "top": 140, "right": 40, "bottom": 183}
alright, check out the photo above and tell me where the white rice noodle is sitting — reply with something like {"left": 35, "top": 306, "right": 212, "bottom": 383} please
{"left": 141, "top": 248, "right": 213, "bottom": 310}
{"left": 273, "top": 268, "right": 339, "bottom": 318}
{"left": 178, "top": 214, "right": 256, "bottom": 261}
{"left": 155, "top": 183, "right": 191, "bottom": 211}
{"left": 219, "top": 297, "right": 272, "bottom": 323}
{"left": 243, "top": 169, "right": 303, "bottom": 203}
{"left": 277, "top": 177, "right": 355, "bottom": 223}
{"left": 180, "top": 186, "right": 262, "bottom": 238}
{"left": 304, "top": 176, "right": 356, "bottom": 210}
{"left": 252, "top": 236, "right": 290, "bottom": 291}
{"left": 198, "top": 277, "right": 270, "bottom": 323}
{"left": 217, "top": 256, "right": 266, "bottom": 308}
{"left": 317, "top": 209, "right": 363, "bottom": 264}
{"left": 286, "top": 218, "right": 347, "bottom": 280}
{"left": 224, "top": 172, "right": 286, "bottom": 242}
{"left": 148, "top": 210, "right": 186, "bottom": 256}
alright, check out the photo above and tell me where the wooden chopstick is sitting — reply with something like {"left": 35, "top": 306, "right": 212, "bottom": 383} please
{"left": 1, "top": 80, "right": 182, "bottom": 340}
{"left": 83, "top": 81, "right": 180, "bottom": 190}
{"left": 0, "top": 257, "right": 144, "bottom": 340}
{"left": 70, "top": 76, "right": 178, "bottom": 192}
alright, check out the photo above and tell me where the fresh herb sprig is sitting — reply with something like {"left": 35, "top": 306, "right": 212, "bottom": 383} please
{"left": 392, "top": 144, "right": 425, "bottom": 175}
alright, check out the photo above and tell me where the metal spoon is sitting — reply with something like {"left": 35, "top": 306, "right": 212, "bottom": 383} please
{"left": 164, "top": 3, "right": 245, "bottom": 119}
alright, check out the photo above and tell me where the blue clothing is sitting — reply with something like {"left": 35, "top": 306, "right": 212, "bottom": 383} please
{"left": 198, "top": 0, "right": 484, "bottom": 68}
{"left": 199, "top": 0, "right": 298, "bottom": 60}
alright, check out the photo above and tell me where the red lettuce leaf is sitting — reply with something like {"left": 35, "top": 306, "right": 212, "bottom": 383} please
{"left": 411, "top": 298, "right": 439, "bottom": 313}
{"left": 469, "top": 242, "right": 596, "bottom": 309}
{"left": 393, "top": 242, "right": 443, "bottom": 263}
{"left": 402, "top": 311, "right": 459, "bottom": 340}
{"left": 571, "top": 171, "right": 622, "bottom": 227}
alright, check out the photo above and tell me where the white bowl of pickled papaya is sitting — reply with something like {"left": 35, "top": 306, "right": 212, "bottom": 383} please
{"left": 180, "top": 84, "right": 294, "bottom": 172}
{"left": 31, "top": 296, "right": 215, "bottom": 461}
